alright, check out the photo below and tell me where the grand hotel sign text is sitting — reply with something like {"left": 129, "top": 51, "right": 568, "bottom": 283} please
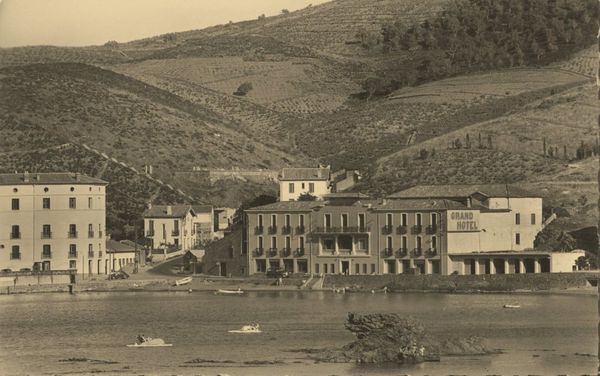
{"left": 447, "top": 210, "right": 479, "bottom": 232}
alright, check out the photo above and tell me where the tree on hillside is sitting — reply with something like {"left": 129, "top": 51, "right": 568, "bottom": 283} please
{"left": 556, "top": 231, "right": 577, "bottom": 252}
{"left": 234, "top": 82, "right": 253, "bottom": 96}
{"left": 298, "top": 192, "right": 317, "bottom": 201}
{"left": 281, "top": 9, "right": 289, "bottom": 14}
{"left": 234, "top": 194, "right": 277, "bottom": 224}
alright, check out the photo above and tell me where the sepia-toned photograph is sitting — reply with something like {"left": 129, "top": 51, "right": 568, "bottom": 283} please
{"left": 0, "top": 0, "right": 598, "bottom": 374}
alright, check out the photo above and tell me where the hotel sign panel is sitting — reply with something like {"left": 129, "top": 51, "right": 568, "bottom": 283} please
{"left": 447, "top": 210, "right": 479, "bottom": 232}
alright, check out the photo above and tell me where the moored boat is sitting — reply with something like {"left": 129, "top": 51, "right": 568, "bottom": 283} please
{"left": 175, "top": 277, "right": 192, "bottom": 286}
{"left": 127, "top": 337, "right": 173, "bottom": 347}
{"left": 503, "top": 303, "right": 521, "bottom": 309}
{"left": 215, "top": 288, "right": 244, "bottom": 295}
{"left": 228, "top": 323, "right": 261, "bottom": 334}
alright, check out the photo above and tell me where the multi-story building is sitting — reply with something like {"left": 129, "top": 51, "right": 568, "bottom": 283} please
{"left": 279, "top": 166, "right": 331, "bottom": 201}
{"left": 143, "top": 205, "right": 195, "bottom": 252}
{"left": 245, "top": 185, "right": 576, "bottom": 276}
{"left": 0, "top": 172, "right": 107, "bottom": 274}
{"left": 192, "top": 205, "right": 214, "bottom": 246}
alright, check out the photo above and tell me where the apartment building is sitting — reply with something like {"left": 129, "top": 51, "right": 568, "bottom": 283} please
{"left": 245, "top": 185, "right": 575, "bottom": 276}
{"left": 192, "top": 205, "right": 214, "bottom": 246}
{"left": 143, "top": 205, "right": 195, "bottom": 252}
{"left": 0, "top": 172, "right": 107, "bottom": 274}
{"left": 279, "top": 166, "right": 331, "bottom": 201}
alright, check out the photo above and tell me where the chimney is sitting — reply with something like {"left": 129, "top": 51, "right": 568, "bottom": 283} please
{"left": 467, "top": 197, "right": 472, "bottom": 208}
{"left": 147, "top": 202, "right": 152, "bottom": 210}
{"left": 75, "top": 173, "right": 81, "bottom": 182}
{"left": 166, "top": 205, "right": 172, "bottom": 215}
{"left": 23, "top": 171, "right": 29, "bottom": 183}
{"left": 35, "top": 174, "right": 40, "bottom": 181}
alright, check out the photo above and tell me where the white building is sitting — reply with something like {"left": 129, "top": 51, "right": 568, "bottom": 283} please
{"left": 192, "top": 205, "right": 214, "bottom": 246}
{"left": 279, "top": 166, "right": 331, "bottom": 201}
{"left": 106, "top": 239, "right": 139, "bottom": 272}
{"left": 0, "top": 172, "right": 107, "bottom": 275}
{"left": 143, "top": 205, "right": 195, "bottom": 252}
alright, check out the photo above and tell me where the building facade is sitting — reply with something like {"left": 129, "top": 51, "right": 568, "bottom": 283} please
{"left": 192, "top": 205, "right": 214, "bottom": 246}
{"left": 0, "top": 172, "right": 107, "bottom": 275}
{"left": 143, "top": 205, "right": 195, "bottom": 252}
{"left": 278, "top": 166, "right": 331, "bottom": 201}
{"left": 245, "top": 185, "right": 576, "bottom": 276}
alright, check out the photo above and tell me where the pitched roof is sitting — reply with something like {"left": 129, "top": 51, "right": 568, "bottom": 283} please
{"left": 192, "top": 205, "right": 213, "bottom": 213}
{"left": 324, "top": 192, "right": 371, "bottom": 199}
{"left": 245, "top": 201, "right": 318, "bottom": 212}
{"left": 186, "top": 249, "right": 205, "bottom": 258}
{"left": 143, "top": 205, "right": 193, "bottom": 218}
{"left": 373, "top": 199, "right": 467, "bottom": 211}
{"left": 389, "top": 184, "right": 539, "bottom": 199}
{"left": 106, "top": 239, "right": 143, "bottom": 253}
{"left": 279, "top": 167, "right": 330, "bottom": 181}
{"left": 0, "top": 172, "right": 107, "bottom": 186}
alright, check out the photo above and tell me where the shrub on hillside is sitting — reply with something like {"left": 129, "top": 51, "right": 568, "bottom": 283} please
{"left": 234, "top": 82, "right": 253, "bottom": 96}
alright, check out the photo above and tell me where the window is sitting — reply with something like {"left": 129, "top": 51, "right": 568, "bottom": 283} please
{"left": 42, "top": 198, "right": 50, "bottom": 209}
{"left": 323, "top": 238, "right": 335, "bottom": 251}
{"left": 371, "top": 264, "right": 376, "bottom": 274}
{"left": 357, "top": 238, "right": 368, "bottom": 251}
{"left": 431, "top": 213, "right": 438, "bottom": 227}
{"left": 341, "top": 214, "right": 348, "bottom": 228}
{"left": 69, "top": 197, "right": 76, "bottom": 209}
{"left": 88, "top": 197, "right": 93, "bottom": 209}
{"left": 315, "top": 263, "right": 320, "bottom": 274}
{"left": 309, "top": 182, "right": 314, "bottom": 193}
{"left": 271, "top": 214, "right": 277, "bottom": 227}
{"left": 515, "top": 233, "right": 520, "bottom": 245}
{"left": 288, "top": 183, "right": 295, "bottom": 193}
{"left": 69, "top": 244, "right": 77, "bottom": 257}
{"left": 324, "top": 214, "right": 331, "bottom": 228}
{"left": 285, "top": 214, "right": 291, "bottom": 227}
{"left": 416, "top": 213, "right": 422, "bottom": 226}
{"left": 355, "top": 264, "right": 360, "bottom": 274}
{"left": 257, "top": 215, "right": 263, "bottom": 228}
{"left": 431, "top": 236, "right": 437, "bottom": 250}
{"left": 386, "top": 213, "right": 393, "bottom": 227}
{"left": 299, "top": 237, "right": 305, "bottom": 250}
{"left": 11, "top": 245, "right": 20, "bottom": 259}
{"left": 401, "top": 236, "right": 407, "bottom": 250}
{"left": 271, "top": 237, "right": 277, "bottom": 249}
{"left": 358, "top": 213, "right": 365, "bottom": 228}
{"left": 11, "top": 225, "right": 20, "bottom": 239}
{"left": 401, "top": 213, "right": 407, "bottom": 226}
{"left": 11, "top": 198, "right": 19, "bottom": 210}
{"left": 301, "top": 183, "right": 305, "bottom": 189}
{"left": 323, "top": 264, "right": 328, "bottom": 274}
{"left": 285, "top": 236, "right": 291, "bottom": 249}
{"left": 386, "top": 236, "right": 393, "bottom": 249}
{"left": 331, "top": 264, "right": 335, "bottom": 274}
{"left": 69, "top": 260, "right": 77, "bottom": 269}
{"left": 42, "top": 224, "right": 51, "bottom": 238}
{"left": 299, "top": 214, "right": 305, "bottom": 228}
{"left": 416, "top": 236, "right": 422, "bottom": 250}
{"left": 515, "top": 213, "right": 520, "bottom": 225}
{"left": 42, "top": 244, "right": 51, "bottom": 257}
{"left": 531, "top": 213, "right": 536, "bottom": 225}
{"left": 362, "top": 264, "right": 367, "bottom": 274}
{"left": 174, "top": 238, "right": 179, "bottom": 247}
{"left": 69, "top": 224, "right": 77, "bottom": 238}
{"left": 257, "top": 236, "right": 263, "bottom": 249}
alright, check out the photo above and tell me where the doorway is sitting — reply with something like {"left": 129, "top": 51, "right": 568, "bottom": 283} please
{"left": 341, "top": 261, "right": 350, "bottom": 275}
{"left": 385, "top": 260, "right": 396, "bottom": 274}
{"left": 220, "top": 262, "right": 227, "bottom": 277}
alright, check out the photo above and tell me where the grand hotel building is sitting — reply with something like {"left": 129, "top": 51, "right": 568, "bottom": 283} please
{"left": 244, "top": 184, "right": 564, "bottom": 276}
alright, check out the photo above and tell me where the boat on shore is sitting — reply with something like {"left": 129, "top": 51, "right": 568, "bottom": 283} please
{"left": 174, "top": 277, "right": 192, "bottom": 286}
{"left": 503, "top": 303, "right": 521, "bottom": 309}
{"left": 215, "top": 288, "right": 244, "bottom": 295}
{"left": 127, "top": 337, "right": 173, "bottom": 347}
{"left": 228, "top": 324, "right": 261, "bottom": 334}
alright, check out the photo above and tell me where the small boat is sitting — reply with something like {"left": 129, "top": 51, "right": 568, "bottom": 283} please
{"left": 503, "top": 303, "right": 521, "bottom": 309}
{"left": 175, "top": 277, "right": 192, "bottom": 286}
{"left": 228, "top": 324, "right": 261, "bottom": 334}
{"left": 215, "top": 288, "right": 244, "bottom": 295}
{"left": 126, "top": 337, "right": 173, "bottom": 347}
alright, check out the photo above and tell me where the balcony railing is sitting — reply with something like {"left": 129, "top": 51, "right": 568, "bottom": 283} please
{"left": 338, "top": 249, "right": 352, "bottom": 256}
{"left": 396, "top": 226, "right": 407, "bottom": 235}
{"left": 253, "top": 248, "right": 264, "bottom": 257}
{"left": 267, "top": 248, "right": 278, "bottom": 257}
{"left": 382, "top": 248, "right": 393, "bottom": 257}
{"left": 10, "top": 252, "right": 21, "bottom": 260}
{"left": 426, "top": 225, "right": 438, "bottom": 234}
{"left": 41, "top": 252, "right": 52, "bottom": 259}
{"left": 411, "top": 248, "right": 423, "bottom": 257}
{"left": 396, "top": 248, "right": 408, "bottom": 257}
{"left": 146, "top": 231, "right": 155, "bottom": 237}
{"left": 381, "top": 225, "right": 393, "bottom": 235}
{"left": 426, "top": 248, "right": 438, "bottom": 257}
{"left": 10, "top": 232, "right": 21, "bottom": 239}
{"left": 268, "top": 226, "right": 278, "bottom": 234}
{"left": 98, "top": 251, "right": 103, "bottom": 258}
{"left": 294, "top": 248, "right": 305, "bottom": 257}
{"left": 313, "top": 226, "right": 370, "bottom": 234}
{"left": 68, "top": 251, "right": 78, "bottom": 258}
{"left": 281, "top": 226, "right": 292, "bottom": 235}
{"left": 296, "top": 226, "right": 305, "bottom": 234}
{"left": 41, "top": 232, "right": 52, "bottom": 239}
{"left": 88, "top": 231, "right": 95, "bottom": 238}
{"left": 171, "top": 230, "right": 180, "bottom": 237}
{"left": 88, "top": 251, "right": 94, "bottom": 258}
{"left": 67, "top": 231, "right": 78, "bottom": 239}
{"left": 280, "top": 248, "right": 292, "bottom": 257}
{"left": 411, "top": 225, "right": 422, "bottom": 234}
{"left": 254, "top": 226, "right": 264, "bottom": 235}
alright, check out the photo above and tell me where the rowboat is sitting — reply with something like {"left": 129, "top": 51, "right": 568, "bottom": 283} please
{"left": 228, "top": 324, "right": 261, "bottom": 334}
{"left": 175, "top": 277, "right": 192, "bottom": 286}
{"left": 126, "top": 338, "right": 172, "bottom": 347}
{"left": 215, "top": 288, "right": 244, "bottom": 295}
{"left": 503, "top": 303, "right": 521, "bottom": 309}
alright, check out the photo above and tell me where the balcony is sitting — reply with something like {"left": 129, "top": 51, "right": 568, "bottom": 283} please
{"left": 396, "top": 248, "right": 408, "bottom": 257}
{"left": 41, "top": 232, "right": 52, "bottom": 239}
{"left": 10, "top": 252, "right": 21, "bottom": 260}
{"left": 41, "top": 251, "right": 52, "bottom": 259}
{"left": 254, "top": 226, "right": 264, "bottom": 235}
{"left": 411, "top": 248, "right": 423, "bottom": 257}
{"left": 396, "top": 226, "right": 407, "bottom": 235}
{"left": 294, "top": 248, "right": 305, "bottom": 257}
{"left": 10, "top": 232, "right": 21, "bottom": 239}
{"left": 281, "top": 226, "right": 292, "bottom": 235}
{"left": 88, "top": 231, "right": 94, "bottom": 238}
{"left": 338, "top": 249, "right": 352, "bottom": 256}
{"left": 68, "top": 251, "right": 78, "bottom": 258}
{"left": 67, "top": 231, "right": 78, "bottom": 239}
{"left": 411, "top": 225, "right": 422, "bottom": 234}
{"left": 426, "top": 248, "right": 438, "bottom": 257}
{"left": 88, "top": 251, "right": 94, "bottom": 258}
{"left": 98, "top": 251, "right": 103, "bottom": 258}
{"left": 171, "top": 230, "right": 180, "bottom": 237}
{"left": 268, "top": 226, "right": 278, "bottom": 235}
{"left": 267, "top": 248, "right": 278, "bottom": 257}
{"left": 280, "top": 248, "right": 292, "bottom": 257}
{"left": 146, "top": 231, "right": 155, "bottom": 237}
{"left": 382, "top": 248, "right": 393, "bottom": 257}
{"left": 381, "top": 225, "right": 393, "bottom": 235}
{"left": 296, "top": 226, "right": 305, "bottom": 234}
{"left": 253, "top": 248, "right": 264, "bottom": 257}
{"left": 426, "top": 225, "right": 438, "bottom": 235}
{"left": 313, "top": 226, "right": 370, "bottom": 234}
